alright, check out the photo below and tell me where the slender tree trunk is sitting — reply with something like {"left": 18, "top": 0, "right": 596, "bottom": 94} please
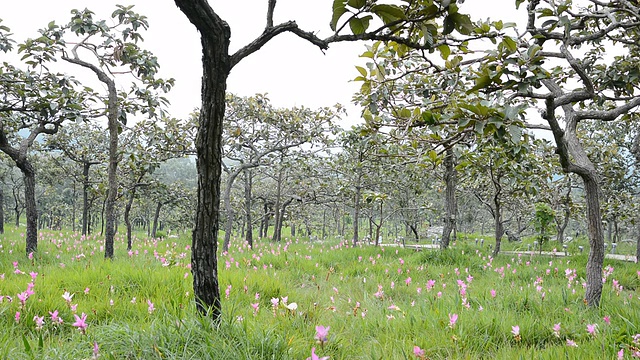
{"left": 0, "top": 187, "right": 4, "bottom": 234}
{"left": 582, "top": 174, "right": 605, "bottom": 306}
{"left": 441, "top": 147, "right": 457, "bottom": 249}
{"left": 353, "top": 181, "right": 362, "bottom": 246}
{"left": 125, "top": 186, "right": 137, "bottom": 250}
{"left": 82, "top": 162, "right": 91, "bottom": 236}
{"left": 20, "top": 163, "right": 38, "bottom": 255}
{"left": 492, "top": 196, "right": 504, "bottom": 257}
{"left": 152, "top": 201, "right": 162, "bottom": 238}
{"left": 222, "top": 169, "right": 241, "bottom": 252}
{"left": 243, "top": 169, "right": 253, "bottom": 247}
{"left": 272, "top": 166, "right": 284, "bottom": 242}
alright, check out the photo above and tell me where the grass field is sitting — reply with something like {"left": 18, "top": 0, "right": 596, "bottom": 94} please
{"left": 1, "top": 224, "right": 639, "bottom": 359}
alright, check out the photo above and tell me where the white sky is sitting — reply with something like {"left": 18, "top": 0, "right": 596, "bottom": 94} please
{"left": 2, "top": 1, "right": 522, "bottom": 128}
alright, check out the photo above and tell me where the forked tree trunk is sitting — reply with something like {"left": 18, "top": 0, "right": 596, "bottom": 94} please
{"left": 441, "top": 147, "right": 457, "bottom": 249}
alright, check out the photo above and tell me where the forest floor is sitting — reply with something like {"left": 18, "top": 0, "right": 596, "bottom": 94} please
{"left": 1, "top": 225, "right": 639, "bottom": 359}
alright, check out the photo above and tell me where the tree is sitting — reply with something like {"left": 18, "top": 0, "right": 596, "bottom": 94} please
{"left": 476, "top": 0, "right": 640, "bottom": 306}
{"left": 173, "top": 0, "right": 488, "bottom": 318}
{"left": 220, "top": 94, "right": 339, "bottom": 251}
{"left": 0, "top": 21, "right": 88, "bottom": 254}
{"left": 46, "top": 122, "right": 108, "bottom": 235}
{"left": 25, "top": 6, "right": 174, "bottom": 258}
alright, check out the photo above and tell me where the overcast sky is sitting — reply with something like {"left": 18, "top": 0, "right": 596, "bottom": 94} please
{"left": 2, "top": 1, "right": 521, "bottom": 127}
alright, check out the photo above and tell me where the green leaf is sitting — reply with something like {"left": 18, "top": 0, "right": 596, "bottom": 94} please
{"left": 467, "top": 74, "right": 492, "bottom": 93}
{"left": 428, "top": 149, "right": 438, "bottom": 162}
{"left": 502, "top": 37, "right": 517, "bottom": 53}
{"left": 437, "top": 44, "right": 451, "bottom": 60}
{"left": 330, "top": 0, "right": 348, "bottom": 31}
{"left": 349, "top": 15, "right": 372, "bottom": 35}
{"left": 371, "top": 4, "right": 406, "bottom": 24}
{"left": 443, "top": 15, "right": 455, "bottom": 35}
{"left": 348, "top": 0, "right": 366, "bottom": 9}
{"left": 356, "top": 66, "right": 367, "bottom": 77}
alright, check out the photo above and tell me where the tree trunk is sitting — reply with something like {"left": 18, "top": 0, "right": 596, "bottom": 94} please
{"left": 174, "top": 0, "right": 232, "bottom": 319}
{"left": 353, "top": 180, "right": 362, "bottom": 246}
{"left": 222, "top": 169, "right": 241, "bottom": 252}
{"left": 82, "top": 162, "right": 91, "bottom": 236}
{"left": 20, "top": 162, "right": 38, "bottom": 255}
{"left": 273, "top": 198, "right": 293, "bottom": 242}
{"left": 581, "top": 174, "right": 605, "bottom": 306}
{"left": 291, "top": 222, "right": 296, "bottom": 237}
{"left": 441, "top": 147, "right": 457, "bottom": 249}
{"left": 125, "top": 186, "right": 137, "bottom": 250}
{"left": 0, "top": 187, "right": 4, "bottom": 234}
{"left": 272, "top": 166, "right": 284, "bottom": 242}
{"left": 152, "top": 201, "right": 162, "bottom": 238}
{"left": 243, "top": 169, "right": 253, "bottom": 247}
{"left": 492, "top": 195, "right": 504, "bottom": 257}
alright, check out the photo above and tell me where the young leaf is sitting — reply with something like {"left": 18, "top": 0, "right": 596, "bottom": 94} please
{"left": 330, "top": 0, "right": 348, "bottom": 31}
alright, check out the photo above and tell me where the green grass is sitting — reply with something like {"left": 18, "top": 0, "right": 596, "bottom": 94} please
{"left": 0, "top": 225, "right": 639, "bottom": 359}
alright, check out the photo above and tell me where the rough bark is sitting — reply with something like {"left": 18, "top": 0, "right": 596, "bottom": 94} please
{"left": 21, "top": 164, "right": 37, "bottom": 254}
{"left": 441, "top": 147, "right": 457, "bottom": 249}
{"left": 173, "top": 0, "right": 232, "bottom": 319}
{"left": 273, "top": 197, "right": 294, "bottom": 242}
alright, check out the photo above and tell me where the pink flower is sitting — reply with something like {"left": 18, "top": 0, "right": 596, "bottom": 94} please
{"left": 50, "top": 310, "right": 63, "bottom": 324}
{"left": 512, "top": 325, "right": 520, "bottom": 336}
{"left": 147, "top": 299, "right": 155, "bottom": 314}
{"left": 413, "top": 346, "right": 425, "bottom": 358}
{"left": 603, "top": 316, "right": 610, "bottom": 325}
{"left": 73, "top": 313, "right": 88, "bottom": 334}
{"left": 315, "top": 325, "right": 330, "bottom": 343}
{"left": 552, "top": 323, "right": 561, "bottom": 337}
{"left": 250, "top": 303, "right": 259, "bottom": 315}
{"left": 93, "top": 342, "right": 100, "bottom": 359}
{"left": 306, "top": 347, "right": 329, "bottom": 360}
{"left": 84, "top": 287, "right": 90, "bottom": 295}
{"left": 566, "top": 339, "right": 578, "bottom": 347}
{"left": 62, "top": 291, "right": 74, "bottom": 304}
{"left": 449, "top": 313, "right": 458, "bottom": 328}
{"left": 618, "top": 349, "right": 624, "bottom": 359}
{"left": 586, "top": 324, "right": 597, "bottom": 336}
{"left": 33, "top": 315, "right": 45, "bottom": 330}
{"left": 15, "top": 311, "right": 20, "bottom": 323}
{"left": 405, "top": 277, "right": 412, "bottom": 286}
{"left": 490, "top": 289, "right": 496, "bottom": 298}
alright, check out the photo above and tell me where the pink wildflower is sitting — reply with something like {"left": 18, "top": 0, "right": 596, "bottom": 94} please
{"left": 147, "top": 299, "right": 155, "bottom": 313}
{"left": 449, "top": 313, "right": 458, "bottom": 329}
{"left": 73, "top": 313, "right": 88, "bottom": 334}
{"left": 306, "top": 347, "right": 329, "bottom": 360}
{"left": 586, "top": 324, "right": 597, "bottom": 336}
{"left": 552, "top": 323, "right": 561, "bottom": 337}
{"left": 566, "top": 339, "right": 578, "bottom": 347}
{"left": 315, "top": 325, "right": 330, "bottom": 344}
{"left": 413, "top": 345, "right": 426, "bottom": 358}
{"left": 33, "top": 315, "right": 44, "bottom": 330}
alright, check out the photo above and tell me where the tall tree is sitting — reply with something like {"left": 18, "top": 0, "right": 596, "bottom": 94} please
{"left": 173, "top": 0, "right": 486, "bottom": 318}
{"left": 477, "top": 0, "right": 640, "bottom": 306}
{"left": 0, "top": 21, "right": 87, "bottom": 254}
{"left": 25, "top": 6, "right": 174, "bottom": 258}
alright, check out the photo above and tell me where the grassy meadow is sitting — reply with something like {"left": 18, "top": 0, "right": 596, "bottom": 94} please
{"left": 1, "top": 224, "right": 639, "bottom": 359}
